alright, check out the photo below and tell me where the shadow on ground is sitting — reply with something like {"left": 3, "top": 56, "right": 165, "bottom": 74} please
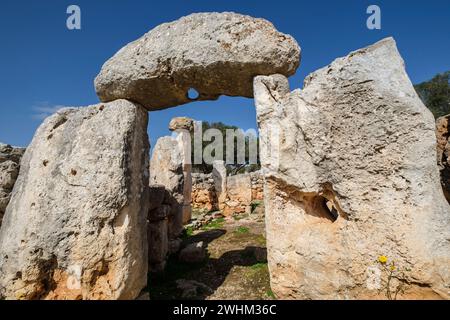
{"left": 148, "top": 227, "right": 270, "bottom": 300}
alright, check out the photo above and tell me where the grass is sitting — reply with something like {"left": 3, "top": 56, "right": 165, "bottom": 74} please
{"left": 234, "top": 226, "right": 250, "bottom": 234}
{"left": 201, "top": 217, "right": 225, "bottom": 231}
{"left": 255, "top": 234, "right": 267, "bottom": 246}
{"left": 250, "top": 262, "right": 267, "bottom": 271}
{"left": 182, "top": 226, "right": 195, "bottom": 239}
{"left": 266, "top": 289, "right": 276, "bottom": 299}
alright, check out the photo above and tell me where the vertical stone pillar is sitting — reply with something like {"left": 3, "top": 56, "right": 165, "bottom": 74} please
{"left": 169, "top": 117, "right": 194, "bottom": 224}
{"left": 212, "top": 160, "right": 227, "bottom": 211}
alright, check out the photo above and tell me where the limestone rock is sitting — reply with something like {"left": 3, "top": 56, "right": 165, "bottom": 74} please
{"left": 223, "top": 174, "right": 252, "bottom": 216}
{"left": 212, "top": 160, "right": 227, "bottom": 211}
{"left": 148, "top": 219, "right": 169, "bottom": 273}
{"left": 436, "top": 115, "right": 450, "bottom": 203}
{"left": 169, "top": 117, "right": 194, "bottom": 132}
{"left": 150, "top": 136, "right": 184, "bottom": 238}
{"left": 192, "top": 173, "right": 217, "bottom": 212}
{"left": 95, "top": 12, "right": 301, "bottom": 110}
{"left": 255, "top": 38, "right": 450, "bottom": 299}
{"left": 250, "top": 171, "right": 264, "bottom": 201}
{"left": 0, "top": 100, "right": 150, "bottom": 300}
{"left": 0, "top": 144, "right": 25, "bottom": 225}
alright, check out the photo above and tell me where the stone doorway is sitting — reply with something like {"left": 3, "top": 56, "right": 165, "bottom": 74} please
{"left": 145, "top": 96, "right": 271, "bottom": 299}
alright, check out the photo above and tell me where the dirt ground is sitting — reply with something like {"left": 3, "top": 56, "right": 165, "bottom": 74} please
{"left": 148, "top": 203, "right": 275, "bottom": 300}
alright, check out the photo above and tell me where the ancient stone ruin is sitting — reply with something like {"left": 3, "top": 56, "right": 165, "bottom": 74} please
{"left": 148, "top": 118, "right": 194, "bottom": 272}
{"left": 0, "top": 144, "right": 25, "bottom": 227}
{"left": 0, "top": 101, "right": 149, "bottom": 299}
{"left": 191, "top": 169, "right": 264, "bottom": 214}
{"left": 1, "top": 11, "right": 449, "bottom": 300}
{"left": 436, "top": 115, "right": 450, "bottom": 203}
{"left": 254, "top": 38, "right": 450, "bottom": 299}
{"left": 95, "top": 12, "right": 300, "bottom": 110}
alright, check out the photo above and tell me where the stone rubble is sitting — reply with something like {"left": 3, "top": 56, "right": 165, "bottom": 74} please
{"left": 0, "top": 144, "right": 25, "bottom": 226}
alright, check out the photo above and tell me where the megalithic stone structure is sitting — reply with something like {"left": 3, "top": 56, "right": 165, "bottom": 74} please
{"left": 169, "top": 117, "right": 194, "bottom": 224}
{"left": 254, "top": 38, "right": 450, "bottom": 300}
{"left": 0, "top": 101, "right": 150, "bottom": 300}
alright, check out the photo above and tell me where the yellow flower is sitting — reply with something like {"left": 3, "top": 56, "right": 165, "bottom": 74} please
{"left": 378, "top": 255, "right": 388, "bottom": 264}
{"left": 390, "top": 265, "right": 396, "bottom": 271}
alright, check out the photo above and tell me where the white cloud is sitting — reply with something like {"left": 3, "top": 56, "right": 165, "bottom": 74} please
{"left": 31, "top": 103, "right": 68, "bottom": 120}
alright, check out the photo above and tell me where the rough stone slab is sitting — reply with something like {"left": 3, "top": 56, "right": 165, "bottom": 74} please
{"left": 95, "top": 12, "right": 301, "bottom": 110}
{"left": 255, "top": 38, "right": 450, "bottom": 299}
{"left": 0, "top": 100, "right": 150, "bottom": 300}
{"left": 436, "top": 115, "right": 450, "bottom": 203}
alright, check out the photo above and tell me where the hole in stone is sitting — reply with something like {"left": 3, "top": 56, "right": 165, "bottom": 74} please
{"left": 307, "top": 194, "right": 339, "bottom": 223}
{"left": 70, "top": 169, "right": 77, "bottom": 176}
{"left": 187, "top": 88, "right": 200, "bottom": 100}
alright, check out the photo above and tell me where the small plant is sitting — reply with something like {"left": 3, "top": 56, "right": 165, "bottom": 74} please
{"left": 251, "top": 200, "right": 263, "bottom": 213}
{"left": 182, "top": 226, "right": 194, "bottom": 239}
{"left": 377, "top": 255, "right": 409, "bottom": 300}
{"left": 235, "top": 226, "right": 250, "bottom": 234}
{"left": 201, "top": 217, "right": 225, "bottom": 231}
{"left": 266, "top": 289, "right": 276, "bottom": 299}
{"left": 250, "top": 262, "right": 267, "bottom": 270}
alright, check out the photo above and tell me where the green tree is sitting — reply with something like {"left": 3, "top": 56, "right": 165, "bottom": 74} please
{"left": 414, "top": 71, "right": 450, "bottom": 118}
{"left": 191, "top": 121, "right": 260, "bottom": 174}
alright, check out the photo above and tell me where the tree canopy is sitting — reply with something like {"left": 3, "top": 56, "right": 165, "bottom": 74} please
{"left": 415, "top": 71, "right": 450, "bottom": 119}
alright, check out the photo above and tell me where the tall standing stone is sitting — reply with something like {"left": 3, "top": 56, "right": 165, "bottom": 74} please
{"left": 212, "top": 160, "right": 227, "bottom": 211}
{"left": 0, "top": 100, "right": 150, "bottom": 300}
{"left": 255, "top": 38, "right": 450, "bottom": 299}
{"left": 150, "top": 136, "right": 185, "bottom": 239}
{"left": 169, "top": 117, "right": 194, "bottom": 224}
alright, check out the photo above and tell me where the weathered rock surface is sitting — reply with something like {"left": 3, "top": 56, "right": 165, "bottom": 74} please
{"left": 0, "top": 100, "right": 150, "bottom": 300}
{"left": 255, "top": 38, "right": 450, "bottom": 299}
{"left": 212, "top": 160, "right": 227, "bottom": 211}
{"left": 192, "top": 173, "right": 217, "bottom": 212}
{"left": 223, "top": 174, "right": 252, "bottom": 216}
{"left": 436, "top": 115, "right": 450, "bottom": 203}
{"left": 150, "top": 136, "right": 185, "bottom": 239}
{"left": 0, "top": 144, "right": 25, "bottom": 226}
{"left": 169, "top": 117, "right": 195, "bottom": 132}
{"left": 148, "top": 128, "right": 194, "bottom": 272}
{"left": 95, "top": 12, "right": 301, "bottom": 110}
{"left": 250, "top": 171, "right": 264, "bottom": 201}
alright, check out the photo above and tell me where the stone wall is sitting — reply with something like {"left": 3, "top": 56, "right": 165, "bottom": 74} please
{"left": 436, "top": 115, "right": 450, "bottom": 203}
{"left": 191, "top": 173, "right": 217, "bottom": 212}
{"left": 0, "top": 144, "right": 25, "bottom": 226}
{"left": 250, "top": 171, "right": 264, "bottom": 202}
{"left": 191, "top": 169, "right": 264, "bottom": 215}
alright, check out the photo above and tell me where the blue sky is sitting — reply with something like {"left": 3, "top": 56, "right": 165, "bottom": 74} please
{"left": 0, "top": 0, "right": 449, "bottom": 148}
